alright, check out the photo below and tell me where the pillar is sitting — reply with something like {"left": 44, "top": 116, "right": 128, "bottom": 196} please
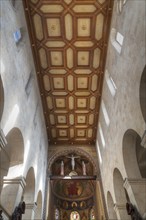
{"left": 0, "top": 176, "right": 26, "bottom": 215}
{"left": 95, "top": 180, "right": 108, "bottom": 220}
{"left": 124, "top": 178, "right": 146, "bottom": 216}
{"left": 23, "top": 203, "right": 37, "bottom": 220}
{"left": 114, "top": 203, "right": 130, "bottom": 220}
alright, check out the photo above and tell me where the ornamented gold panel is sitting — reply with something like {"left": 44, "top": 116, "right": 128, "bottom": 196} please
{"left": 77, "top": 77, "right": 88, "bottom": 89}
{"left": 23, "top": 0, "right": 113, "bottom": 144}
{"left": 50, "top": 51, "right": 63, "bottom": 66}
{"left": 53, "top": 77, "right": 65, "bottom": 89}
{"left": 77, "top": 18, "right": 91, "bottom": 37}
{"left": 55, "top": 98, "right": 66, "bottom": 108}
{"left": 77, "top": 51, "right": 89, "bottom": 66}
{"left": 58, "top": 115, "right": 67, "bottom": 124}
{"left": 46, "top": 18, "right": 61, "bottom": 37}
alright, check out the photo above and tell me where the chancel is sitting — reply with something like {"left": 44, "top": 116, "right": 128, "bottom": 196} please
{"left": 0, "top": 0, "right": 146, "bottom": 220}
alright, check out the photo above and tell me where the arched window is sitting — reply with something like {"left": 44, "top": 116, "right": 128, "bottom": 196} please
{"left": 70, "top": 211, "right": 80, "bottom": 220}
{"left": 110, "top": 28, "right": 124, "bottom": 54}
{"left": 90, "top": 208, "right": 95, "bottom": 220}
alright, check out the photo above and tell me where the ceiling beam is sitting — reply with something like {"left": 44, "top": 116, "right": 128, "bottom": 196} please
{"left": 49, "top": 175, "right": 97, "bottom": 180}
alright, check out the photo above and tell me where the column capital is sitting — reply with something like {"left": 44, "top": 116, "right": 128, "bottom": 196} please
{"left": 124, "top": 178, "right": 146, "bottom": 190}
{"left": 114, "top": 203, "right": 126, "bottom": 211}
{"left": 3, "top": 176, "right": 26, "bottom": 189}
{"left": 25, "top": 203, "right": 37, "bottom": 211}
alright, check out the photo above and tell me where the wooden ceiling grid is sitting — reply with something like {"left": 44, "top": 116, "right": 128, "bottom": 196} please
{"left": 23, "top": 0, "right": 113, "bottom": 145}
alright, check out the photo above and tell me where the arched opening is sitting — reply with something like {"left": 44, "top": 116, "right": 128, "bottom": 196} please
{"left": 136, "top": 140, "right": 146, "bottom": 178}
{"left": 107, "top": 191, "right": 117, "bottom": 220}
{"left": 0, "top": 75, "right": 4, "bottom": 121}
{"left": 0, "top": 127, "right": 24, "bottom": 192}
{"left": 6, "top": 127, "right": 24, "bottom": 167}
{"left": 113, "top": 168, "right": 130, "bottom": 219}
{"left": 22, "top": 167, "right": 35, "bottom": 220}
{"left": 110, "top": 28, "right": 122, "bottom": 54}
{"left": 139, "top": 65, "right": 146, "bottom": 122}
{"left": 47, "top": 151, "right": 101, "bottom": 220}
{"left": 48, "top": 148, "right": 98, "bottom": 176}
{"left": 0, "top": 127, "right": 24, "bottom": 214}
{"left": 113, "top": 168, "right": 127, "bottom": 204}
{"left": 34, "top": 190, "right": 42, "bottom": 220}
{"left": 123, "top": 129, "right": 146, "bottom": 178}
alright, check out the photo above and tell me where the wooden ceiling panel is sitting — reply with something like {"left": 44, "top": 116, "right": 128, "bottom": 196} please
{"left": 23, "top": 0, "right": 113, "bottom": 145}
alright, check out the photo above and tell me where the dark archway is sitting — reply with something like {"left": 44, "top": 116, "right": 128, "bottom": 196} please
{"left": 123, "top": 129, "right": 146, "bottom": 178}
{"left": 0, "top": 75, "right": 4, "bottom": 121}
{"left": 139, "top": 65, "right": 146, "bottom": 122}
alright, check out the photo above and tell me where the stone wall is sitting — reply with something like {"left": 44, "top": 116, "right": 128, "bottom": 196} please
{"left": 0, "top": 0, "right": 48, "bottom": 218}
{"left": 96, "top": 0, "right": 146, "bottom": 219}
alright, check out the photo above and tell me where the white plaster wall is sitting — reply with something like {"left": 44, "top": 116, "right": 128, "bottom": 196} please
{"left": 96, "top": 0, "right": 146, "bottom": 210}
{"left": 0, "top": 0, "right": 48, "bottom": 215}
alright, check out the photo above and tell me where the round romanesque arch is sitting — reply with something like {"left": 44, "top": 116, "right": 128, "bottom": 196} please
{"left": 0, "top": 75, "right": 4, "bottom": 121}
{"left": 34, "top": 190, "right": 42, "bottom": 220}
{"left": 122, "top": 129, "right": 146, "bottom": 178}
{"left": 48, "top": 147, "right": 98, "bottom": 176}
{"left": 107, "top": 191, "right": 117, "bottom": 220}
{"left": 139, "top": 65, "right": 146, "bottom": 122}
{"left": 6, "top": 127, "right": 24, "bottom": 166}
{"left": 23, "top": 167, "right": 35, "bottom": 203}
{"left": 113, "top": 168, "right": 127, "bottom": 205}
{"left": 0, "top": 127, "right": 24, "bottom": 192}
{"left": 22, "top": 167, "right": 35, "bottom": 220}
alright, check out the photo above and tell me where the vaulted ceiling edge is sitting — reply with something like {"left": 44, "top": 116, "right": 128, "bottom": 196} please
{"left": 23, "top": 0, "right": 113, "bottom": 145}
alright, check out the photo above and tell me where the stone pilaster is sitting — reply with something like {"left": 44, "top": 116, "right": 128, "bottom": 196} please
{"left": 124, "top": 178, "right": 146, "bottom": 216}
{"left": 0, "top": 176, "right": 26, "bottom": 215}
{"left": 141, "top": 130, "right": 146, "bottom": 148}
{"left": 24, "top": 203, "right": 37, "bottom": 220}
{"left": 114, "top": 203, "right": 131, "bottom": 220}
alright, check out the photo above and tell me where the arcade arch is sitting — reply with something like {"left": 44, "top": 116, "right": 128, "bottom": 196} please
{"left": 122, "top": 129, "right": 146, "bottom": 178}
{"left": 113, "top": 168, "right": 127, "bottom": 205}
{"left": 107, "top": 191, "right": 117, "bottom": 220}
{"left": 0, "top": 75, "right": 4, "bottom": 121}
{"left": 22, "top": 167, "right": 35, "bottom": 220}
{"left": 139, "top": 65, "right": 146, "bottom": 122}
{"left": 34, "top": 190, "right": 42, "bottom": 220}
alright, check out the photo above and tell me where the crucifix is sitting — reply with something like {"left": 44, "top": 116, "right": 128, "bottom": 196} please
{"left": 66, "top": 154, "right": 80, "bottom": 171}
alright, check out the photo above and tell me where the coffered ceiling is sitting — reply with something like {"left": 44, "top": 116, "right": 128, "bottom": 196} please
{"left": 23, "top": 0, "right": 113, "bottom": 145}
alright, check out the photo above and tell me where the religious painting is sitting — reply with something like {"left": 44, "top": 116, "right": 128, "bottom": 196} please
{"left": 63, "top": 201, "right": 68, "bottom": 209}
{"left": 90, "top": 208, "right": 95, "bottom": 220}
{"left": 53, "top": 180, "right": 94, "bottom": 200}
{"left": 63, "top": 180, "right": 83, "bottom": 198}
{"left": 71, "top": 202, "right": 77, "bottom": 208}
{"left": 80, "top": 201, "right": 86, "bottom": 209}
